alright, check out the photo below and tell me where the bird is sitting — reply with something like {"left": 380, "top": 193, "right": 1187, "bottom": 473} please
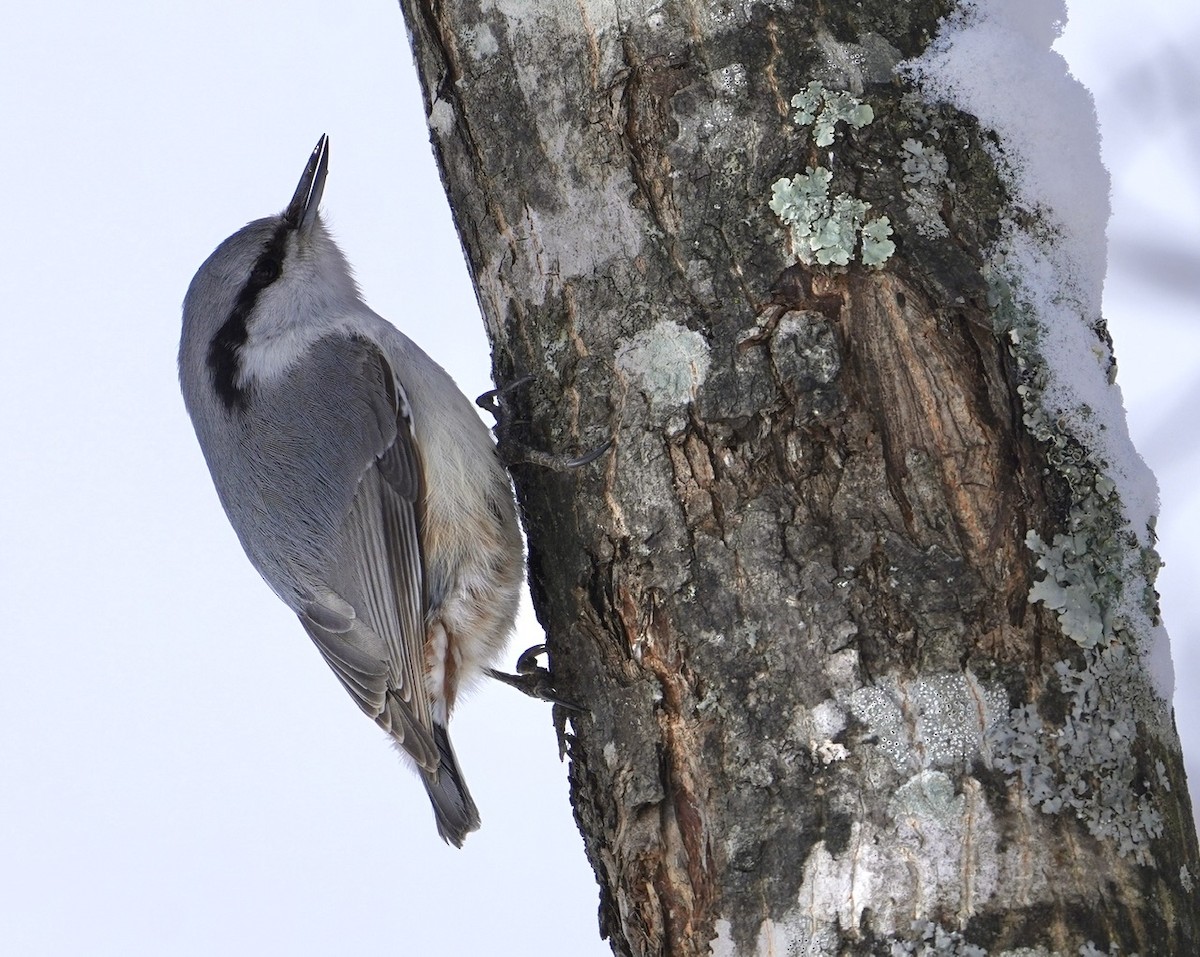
{"left": 178, "top": 135, "right": 524, "bottom": 846}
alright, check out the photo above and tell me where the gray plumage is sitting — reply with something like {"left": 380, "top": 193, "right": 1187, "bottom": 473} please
{"left": 178, "top": 136, "right": 523, "bottom": 846}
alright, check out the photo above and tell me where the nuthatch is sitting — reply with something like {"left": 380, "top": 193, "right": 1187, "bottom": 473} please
{"left": 178, "top": 136, "right": 523, "bottom": 846}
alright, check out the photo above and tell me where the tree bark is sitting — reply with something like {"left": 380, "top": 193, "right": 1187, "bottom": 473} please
{"left": 396, "top": 0, "right": 1199, "bottom": 953}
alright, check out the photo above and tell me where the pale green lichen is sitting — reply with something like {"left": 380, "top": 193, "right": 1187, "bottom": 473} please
{"left": 1078, "top": 942, "right": 1134, "bottom": 957}
{"left": 790, "top": 80, "right": 875, "bottom": 146}
{"left": 991, "top": 644, "right": 1163, "bottom": 865}
{"left": 889, "top": 921, "right": 986, "bottom": 956}
{"left": 862, "top": 216, "right": 897, "bottom": 265}
{"left": 1002, "top": 299, "right": 1141, "bottom": 658}
{"left": 889, "top": 771, "right": 962, "bottom": 821}
{"left": 614, "top": 319, "right": 711, "bottom": 436}
{"left": 770, "top": 169, "right": 869, "bottom": 265}
{"left": 768, "top": 82, "right": 895, "bottom": 268}
{"left": 900, "top": 135, "right": 952, "bottom": 239}
{"left": 901, "top": 135, "right": 947, "bottom": 185}
{"left": 988, "top": 275, "right": 1166, "bottom": 867}
{"left": 989, "top": 272, "right": 1142, "bottom": 649}
{"left": 1026, "top": 528, "right": 1108, "bottom": 648}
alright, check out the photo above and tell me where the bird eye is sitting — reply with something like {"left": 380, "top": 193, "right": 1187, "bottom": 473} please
{"left": 251, "top": 258, "right": 280, "bottom": 285}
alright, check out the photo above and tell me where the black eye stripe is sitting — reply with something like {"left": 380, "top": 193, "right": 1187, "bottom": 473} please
{"left": 206, "top": 224, "right": 290, "bottom": 412}
{"left": 250, "top": 257, "right": 280, "bottom": 285}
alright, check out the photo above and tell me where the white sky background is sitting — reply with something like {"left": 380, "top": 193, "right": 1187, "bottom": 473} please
{"left": 0, "top": 2, "right": 1195, "bottom": 954}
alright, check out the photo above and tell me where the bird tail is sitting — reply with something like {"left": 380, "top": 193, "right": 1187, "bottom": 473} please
{"left": 422, "top": 723, "right": 480, "bottom": 847}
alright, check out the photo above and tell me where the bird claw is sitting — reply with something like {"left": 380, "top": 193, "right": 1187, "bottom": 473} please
{"left": 476, "top": 375, "right": 534, "bottom": 418}
{"left": 514, "top": 642, "right": 549, "bottom": 674}
{"left": 507, "top": 437, "right": 613, "bottom": 473}
{"left": 487, "top": 644, "right": 586, "bottom": 712}
{"left": 476, "top": 377, "right": 613, "bottom": 472}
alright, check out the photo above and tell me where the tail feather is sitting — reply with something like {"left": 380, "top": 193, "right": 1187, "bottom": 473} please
{"left": 421, "top": 723, "right": 480, "bottom": 847}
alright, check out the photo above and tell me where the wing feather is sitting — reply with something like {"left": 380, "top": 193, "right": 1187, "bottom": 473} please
{"left": 297, "top": 341, "right": 436, "bottom": 771}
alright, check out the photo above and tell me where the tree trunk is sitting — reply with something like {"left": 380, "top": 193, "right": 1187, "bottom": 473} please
{"left": 395, "top": 0, "right": 1199, "bottom": 952}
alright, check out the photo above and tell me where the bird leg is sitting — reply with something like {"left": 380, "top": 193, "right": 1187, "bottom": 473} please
{"left": 504, "top": 437, "right": 614, "bottom": 472}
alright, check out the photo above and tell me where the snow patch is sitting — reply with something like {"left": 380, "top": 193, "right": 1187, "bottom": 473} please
{"left": 428, "top": 98, "right": 454, "bottom": 138}
{"left": 903, "top": 0, "right": 1107, "bottom": 309}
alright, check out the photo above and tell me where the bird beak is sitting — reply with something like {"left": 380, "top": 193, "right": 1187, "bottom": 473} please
{"left": 284, "top": 134, "right": 329, "bottom": 233}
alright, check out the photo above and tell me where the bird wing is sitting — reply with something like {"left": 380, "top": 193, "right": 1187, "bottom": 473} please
{"left": 297, "top": 340, "right": 438, "bottom": 771}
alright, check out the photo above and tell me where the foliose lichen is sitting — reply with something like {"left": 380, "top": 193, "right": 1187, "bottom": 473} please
{"left": 1078, "top": 941, "right": 1135, "bottom": 957}
{"left": 768, "top": 81, "right": 895, "bottom": 268}
{"left": 992, "top": 269, "right": 1159, "bottom": 644}
{"left": 770, "top": 169, "right": 893, "bottom": 266}
{"left": 988, "top": 273, "right": 1166, "bottom": 866}
{"left": 1025, "top": 523, "right": 1113, "bottom": 649}
{"left": 862, "top": 216, "right": 897, "bottom": 266}
{"left": 1000, "top": 290, "right": 1132, "bottom": 652}
{"left": 888, "top": 921, "right": 986, "bottom": 956}
{"left": 900, "top": 135, "right": 952, "bottom": 239}
{"left": 990, "top": 644, "right": 1164, "bottom": 864}
{"left": 789, "top": 79, "right": 875, "bottom": 146}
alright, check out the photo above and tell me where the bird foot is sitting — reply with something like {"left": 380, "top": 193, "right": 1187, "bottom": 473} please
{"left": 486, "top": 644, "right": 585, "bottom": 712}
{"left": 476, "top": 377, "right": 613, "bottom": 472}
